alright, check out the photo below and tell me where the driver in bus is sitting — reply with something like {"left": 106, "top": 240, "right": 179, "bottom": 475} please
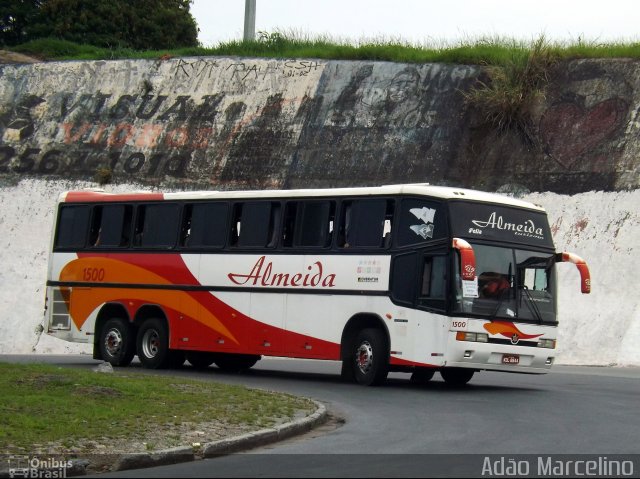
{"left": 479, "top": 272, "right": 510, "bottom": 298}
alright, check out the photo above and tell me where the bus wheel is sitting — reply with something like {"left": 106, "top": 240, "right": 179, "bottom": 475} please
{"left": 99, "top": 318, "right": 135, "bottom": 367}
{"left": 136, "top": 318, "right": 171, "bottom": 369}
{"left": 410, "top": 368, "right": 435, "bottom": 384}
{"left": 186, "top": 351, "right": 217, "bottom": 369}
{"left": 214, "top": 354, "right": 260, "bottom": 373}
{"left": 353, "top": 328, "right": 388, "bottom": 386}
{"left": 440, "top": 367, "right": 475, "bottom": 386}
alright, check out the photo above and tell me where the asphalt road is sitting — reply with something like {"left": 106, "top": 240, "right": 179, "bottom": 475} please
{"left": 2, "top": 354, "right": 639, "bottom": 477}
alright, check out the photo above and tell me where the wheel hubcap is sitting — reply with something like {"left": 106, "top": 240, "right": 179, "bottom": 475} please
{"left": 104, "top": 328, "right": 123, "bottom": 356}
{"left": 142, "top": 329, "right": 160, "bottom": 358}
{"left": 356, "top": 341, "right": 374, "bottom": 374}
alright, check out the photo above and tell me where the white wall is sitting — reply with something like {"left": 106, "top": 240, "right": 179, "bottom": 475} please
{"left": 0, "top": 179, "right": 637, "bottom": 365}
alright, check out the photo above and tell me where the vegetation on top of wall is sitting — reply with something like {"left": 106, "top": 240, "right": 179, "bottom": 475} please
{"left": 8, "top": 31, "right": 640, "bottom": 65}
{"left": 461, "top": 36, "right": 558, "bottom": 141}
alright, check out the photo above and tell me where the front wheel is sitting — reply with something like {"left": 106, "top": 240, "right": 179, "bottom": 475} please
{"left": 353, "top": 328, "right": 389, "bottom": 386}
{"left": 99, "top": 317, "right": 135, "bottom": 367}
{"left": 440, "top": 367, "right": 475, "bottom": 386}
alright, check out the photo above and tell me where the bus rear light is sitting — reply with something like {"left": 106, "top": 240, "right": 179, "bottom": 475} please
{"left": 546, "top": 357, "right": 554, "bottom": 365}
{"left": 456, "top": 331, "right": 488, "bottom": 343}
{"left": 538, "top": 339, "right": 556, "bottom": 349}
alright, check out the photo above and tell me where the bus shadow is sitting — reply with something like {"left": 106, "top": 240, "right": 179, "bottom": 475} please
{"left": 166, "top": 362, "right": 544, "bottom": 394}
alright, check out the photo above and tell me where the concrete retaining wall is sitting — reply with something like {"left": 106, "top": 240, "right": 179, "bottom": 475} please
{"left": 1, "top": 57, "right": 639, "bottom": 193}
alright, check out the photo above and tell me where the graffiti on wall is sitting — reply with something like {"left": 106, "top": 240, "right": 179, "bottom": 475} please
{"left": 0, "top": 58, "right": 328, "bottom": 184}
{"left": 285, "top": 63, "right": 476, "bottom": 187}
{"left": 3, "top": 57, "right": 635, "bottom": 192}
{"left": 540, "top": 97, "right": 628, "bottom": 170}
{"left": 538, "top": 62, "right": 632, "bottom": 178}
{"left": 0, "top": 58, "right": 477, "bottom": 189}
{"left": 173, "top": 58, "right": 322, "bottom": 82}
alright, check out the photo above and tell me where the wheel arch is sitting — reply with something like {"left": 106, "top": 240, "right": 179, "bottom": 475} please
{"left": 93, "top": 302, "right": 131, "bottom": 360}
{"left": 340, "top": 312, "right": 390, "bottom": 361}
{"left": 133, "top": 304, "right": 171, "bottom": 343}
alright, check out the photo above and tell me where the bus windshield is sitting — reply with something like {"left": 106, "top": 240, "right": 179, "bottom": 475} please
{"left": 453, "top": 244, "right": 558, "bottom": 324}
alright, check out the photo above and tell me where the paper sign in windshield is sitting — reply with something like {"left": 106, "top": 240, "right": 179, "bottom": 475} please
{"left": 462, "top": 278, "right": 479, "bottom": 298}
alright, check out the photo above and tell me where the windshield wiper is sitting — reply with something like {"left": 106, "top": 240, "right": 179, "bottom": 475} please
{"left": 520, "top": 285, "right": 544, "bottom": 324}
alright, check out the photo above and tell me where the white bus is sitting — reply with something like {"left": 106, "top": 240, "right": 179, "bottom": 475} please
{"left": 44, "top": 184, "right": 590, "bottom": 385}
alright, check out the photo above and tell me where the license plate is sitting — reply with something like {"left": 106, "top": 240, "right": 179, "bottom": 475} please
{"left": 502, "top": 354, "right": 520, "bottom": 365}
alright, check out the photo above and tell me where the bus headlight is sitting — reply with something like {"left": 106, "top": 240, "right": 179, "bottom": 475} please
{"left": 456, "top": 332, "right": 488, "bottom": 343}
{"left": 538, "top": 339, "right": 556, "bottom": 349}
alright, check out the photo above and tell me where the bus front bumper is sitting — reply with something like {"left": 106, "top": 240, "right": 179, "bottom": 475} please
{"left": 444, "top": 335, "right": 555, "bottom": 374}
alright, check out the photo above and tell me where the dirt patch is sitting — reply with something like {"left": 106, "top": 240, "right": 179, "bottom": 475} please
{"left": 0, "top": 49, "right": 41, "bottom": 64}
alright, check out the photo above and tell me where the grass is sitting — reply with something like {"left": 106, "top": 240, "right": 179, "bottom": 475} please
{"left": 0, "top": 362, "right": 313, "bottom": 454}
{"left": 9, "top": 32, "right": 640, "bottom": 65}
{"left": 461, "top": 36, "right": 558, "bottom": 137}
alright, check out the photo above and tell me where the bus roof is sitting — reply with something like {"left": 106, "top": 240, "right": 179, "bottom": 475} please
{"left": 60, "top": 184, "right": 545, "bottom": 212}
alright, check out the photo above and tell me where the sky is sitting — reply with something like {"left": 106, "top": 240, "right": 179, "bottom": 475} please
{"left": 191, "top": 0, "right": 640, "bottom": 47}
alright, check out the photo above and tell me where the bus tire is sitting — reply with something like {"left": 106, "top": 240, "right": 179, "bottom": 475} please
{"left": 186, "top": 351, "right": 217, "bottom": 369}
{"left": 214, "top": 354, "right": 260, "bottom": 373}
{"left": 440, "top": 367, "right": 475, "bottom": 386}
{"left": 410, "top": 368, "right": 435, "bottom": 384}
{"left": 340, "top": 357, "right": 355, "bottom": 382}
{"left": 136, "top": 318, "right": 171, "bottom": 369}
{"left": 353, "top": 328, "right": 389, "bottom": 386}
{"left": 99, "top": 317, "right": 136, "bottom": 367}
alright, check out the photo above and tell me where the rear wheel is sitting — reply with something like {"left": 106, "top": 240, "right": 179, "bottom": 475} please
{"left": 214, "top": 354, "right": 260, "bottom": 372}
{"left": 99, "top": 317, "right": 135, "bottom": 367}
{"left": 136, "top": 318, "right": 171, "bottom": 369}
{"left": 440, "top": 367, "right": 475, "bottom": 386}
{"left": 353, "top": 328, "right": 389, "bottom": 386}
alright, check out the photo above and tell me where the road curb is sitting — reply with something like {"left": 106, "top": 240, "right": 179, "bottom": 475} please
{"left": 113, "top": 400, "right": 327, "bottom": 471}
{"left": 201, "top": 400, "right": 327, "bottom": 457}
{"left": 114, "top": 446, "right": 195, "bottom": 472}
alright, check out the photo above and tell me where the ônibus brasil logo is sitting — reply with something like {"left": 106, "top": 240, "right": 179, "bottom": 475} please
{"left": 228, "top": 256, "right": 336, "bottom": 288}
{"left": 470, "top": 212, "right": 545, "bottom": 240}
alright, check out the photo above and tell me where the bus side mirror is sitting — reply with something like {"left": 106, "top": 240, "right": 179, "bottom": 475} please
{"left": 556, "top": 252, "right": 591, "bottom": 294}
{"left": 453, "top": 238, "right": 476, "bottom": 281}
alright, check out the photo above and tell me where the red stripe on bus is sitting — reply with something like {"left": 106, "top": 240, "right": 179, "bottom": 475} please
{"left": 65, "top": 191, "right": 164, "bottom": 202}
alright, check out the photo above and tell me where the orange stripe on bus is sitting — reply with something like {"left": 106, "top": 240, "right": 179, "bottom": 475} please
{"left": 59, "top": 257, "right": 237, "bottom": 343}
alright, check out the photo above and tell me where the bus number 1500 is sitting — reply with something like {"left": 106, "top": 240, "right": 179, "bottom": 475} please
{"left": 83, "top": 268, "right": 105, "bottom": 282}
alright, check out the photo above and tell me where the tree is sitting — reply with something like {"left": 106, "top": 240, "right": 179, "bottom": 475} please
{"left": 1, "top": 1, "right": 44, "bottom": 46}
{"left": 2, "top": 0, "right": 199, "bottom": 50}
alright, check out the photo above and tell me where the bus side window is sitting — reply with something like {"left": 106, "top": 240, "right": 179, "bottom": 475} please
{"left": 418, "top": 255, "right": 447, "bottom": 311}
{"left": 284, "top": 201, "right": 334, "bottom": 248}
{"left": 339, "top": 199, "right": 391, "bottom": 248}
{"left": 55, "top": 205, "right": 90, "bottom": 249}
{"left": 233, "top": 202, "right": 280, "bottom": 248}
{"left": 182, "top": 202, "right": 229, "bottom": 248}
{"left": 93, "top": 204, "right": 132, "bottom": 248}
{"left": 134, "top": 203, "right": 180, "bottom": 248}
{"left": 390, "top": 252, "right": 418, "bottom": 305}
